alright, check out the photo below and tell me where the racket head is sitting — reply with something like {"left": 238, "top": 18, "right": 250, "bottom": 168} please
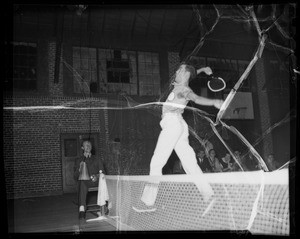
{"left": 207, "top": 76, "right": 226, "bottom": 92}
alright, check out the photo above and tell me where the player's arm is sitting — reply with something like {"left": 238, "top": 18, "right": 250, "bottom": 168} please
{"left": 197, "top": 66, "right": 213, "bottom": 75}
{"left": 187, "top": 91, "right": 223, "bottom": 109}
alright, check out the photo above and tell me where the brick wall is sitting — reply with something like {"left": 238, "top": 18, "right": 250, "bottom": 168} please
{"left": 3, "top": 96, "right": 107, "bottom": 199}
{"left": 3, "top": 40, "right": 161, "bottom": 199}
{"left": 3, "top": 94, "right": 151, "bottom": 199}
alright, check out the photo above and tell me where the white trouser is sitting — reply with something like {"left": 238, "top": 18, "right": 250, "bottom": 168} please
{"left": 150, "top": 113, "right": 204, "bottom": 175}
{"left": 143, "top": 113, "right": 213, "bottom": 205}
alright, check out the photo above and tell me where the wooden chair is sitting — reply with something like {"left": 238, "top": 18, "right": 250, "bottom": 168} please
{"left": 86, "top": 187, "right": 101, "bottom": 216}
{"left": 86, "top": 187, "right": 109, "bottom": 217}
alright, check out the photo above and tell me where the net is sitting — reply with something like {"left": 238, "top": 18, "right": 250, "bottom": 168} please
{"left": 104, "top": 169, "right": 289, "bottom": 235}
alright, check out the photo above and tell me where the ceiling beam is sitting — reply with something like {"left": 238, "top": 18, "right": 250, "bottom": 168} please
{"left": 117, "top": 9, "right": 122, "bottom": 35}
{"left": 101, "top": 9, "right": 106, "bottom": 34}
{"left": 171, "top": 9, "right": 181, "bottom": 39}
{"left": 145, "top": 9, "right": 152, "bottom": 37}
{"left": 130, "top": 10, "right": 137, "bottom": 41}
{"left": 158, "top": 8, "right": 167, "bottom": 39}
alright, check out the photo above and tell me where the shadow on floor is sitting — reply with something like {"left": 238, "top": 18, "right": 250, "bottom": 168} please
{"left": 6, "top": 193, "right": 116, "bottom": 233}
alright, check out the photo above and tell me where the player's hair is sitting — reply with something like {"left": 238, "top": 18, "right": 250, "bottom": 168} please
{"left": 184, "top": 64, "right": 196, "bottom": 80}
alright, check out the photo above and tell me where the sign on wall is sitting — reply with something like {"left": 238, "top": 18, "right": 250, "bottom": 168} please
{"left": 222, "top": 92, "right": 254, "bottom": 120}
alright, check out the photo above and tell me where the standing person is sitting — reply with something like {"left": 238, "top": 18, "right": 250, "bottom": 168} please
{"left": 265, "top": 153, "right": 280, "bottom": 171}
{"left": 207, "top": 149, "right": 223, "bottom": 172}
{"left": 73, "top": 140, "right": 106, "bottom": 220}
{"left": 196, "top": 149, "right": 212, "bottom": 173}
{"left": 220, "top": 153, "right": 234, "bottom": 172}
{"left": 139, "top": 64, "right": 224, "bottom": 207}
{"left": 232, "top": 150, "right": 244, "bottom": 171}
{"left": 244, "top": 153, "right": 258, "bottom": 171}
{"left": 201, "top": 135, "right": 214, "bottom": 159}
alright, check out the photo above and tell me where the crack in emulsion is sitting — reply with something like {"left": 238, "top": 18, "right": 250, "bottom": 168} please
{"left": 5, "top": 4, "right": 296, "bottom": 170}
{"left": 5, "top": 4, "right": 295, "bottom": 233}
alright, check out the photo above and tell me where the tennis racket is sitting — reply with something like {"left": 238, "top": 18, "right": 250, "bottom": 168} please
{"left": 207, "top": 75, "right": 226, "bottom": 92}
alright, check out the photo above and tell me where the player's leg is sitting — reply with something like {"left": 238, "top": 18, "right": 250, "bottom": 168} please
{"left": 174, "top": 119, "right": 214, "bottom": 201}
{"left": 78, "top": 180, "right": 89, "bottom": 219}
{"left": 149, "top": 115, "right": 183, "bottom": 175}
{"left": 139, "top": 115, "right": 184, "bottom": 207}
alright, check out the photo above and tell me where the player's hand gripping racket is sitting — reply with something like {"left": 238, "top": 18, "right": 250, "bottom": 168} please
{"left": 196, "top": 67, "right": 226, "bottom": 92}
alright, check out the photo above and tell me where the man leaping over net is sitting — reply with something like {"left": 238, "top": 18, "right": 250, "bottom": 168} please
{"left": 134, "top": 63, "right": 224, "bottom": 212}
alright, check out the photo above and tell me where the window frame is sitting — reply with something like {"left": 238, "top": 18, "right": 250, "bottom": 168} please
{"left": 188, "top": 56, "right": 253, "bottom": 99}
{"left": 5, "top": 41, "right": 38, "bottom": 92}
{"left": 71, "top": 47, "right": 161, "bottom": 97}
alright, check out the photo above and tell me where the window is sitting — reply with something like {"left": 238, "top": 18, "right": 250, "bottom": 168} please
{"left": 5, "top": 42, "right": 37, "bottom": 91}
{"left": 72, "top": 47, "right": 161, "bottom": 96}
{"left": 73, "top": 47, "right": 97, "bottom": 94}
{"left": 190, "top": 56, "right": 251, "bottom": 97}
{"left": 107, "top": 50, "right": 130, "bottom": 83}
{"left": 206, "top": 57, "right": 248, "bottom": 91}
{"left": 98, "top": 49, "right": 138, "bottom": 95}
{"left": 138, "top": 52, "right": 161, "bottom": 96}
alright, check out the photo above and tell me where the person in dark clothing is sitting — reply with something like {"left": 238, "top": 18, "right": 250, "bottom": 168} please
{"left": 207, "top": 149, "right": 223, "bottom": 172}
{"left": 265, "top": 153, "right": 280, "bottom": 171}
{"left": 220, "top": 153, "right": 234, "bottom": 172}
{"left": 73, "top": 140, "right": 105, "bottom": 220}
{"left": 196, "top": 149, "right": 213, "bottom": 173}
